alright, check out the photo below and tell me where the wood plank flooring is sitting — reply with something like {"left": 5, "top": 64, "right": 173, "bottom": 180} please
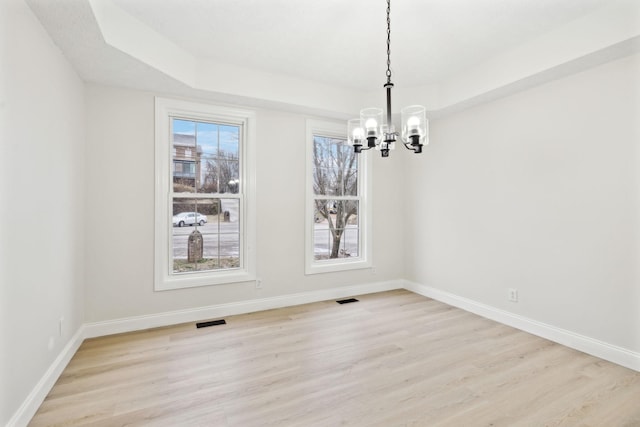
{"left": 29, "top": 290, "right": 640, "bottom": 426}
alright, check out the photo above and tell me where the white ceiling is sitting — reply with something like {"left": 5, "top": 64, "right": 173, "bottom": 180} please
{"left": 24, "top": 0, "right": 638, "bottom": 116}
{"left": 111, "top": 0, "right": 610, "bottom": 90}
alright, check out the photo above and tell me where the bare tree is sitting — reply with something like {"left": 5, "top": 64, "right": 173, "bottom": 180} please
{"left": 201, "top": 151, "right": 239, "bottom": 193}
{"left": 202, "top": 159, "right": 218, "bottom": 193}
{"left": 218, "top": 151, "right": 240, "bottom": 193}
{"left": 313, "top": 137, "right": 358, "bottom": 258}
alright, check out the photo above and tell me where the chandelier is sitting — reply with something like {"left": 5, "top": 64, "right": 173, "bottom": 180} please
{"left": 347, "top": 0, "right": 428, "bottom": 157}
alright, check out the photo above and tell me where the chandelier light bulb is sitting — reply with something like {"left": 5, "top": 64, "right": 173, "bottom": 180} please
{"left": 347, "top": 118, "right": 365, "bottom": 150}
{"left": 401, "top": 105, "right": 427, "bottom": 144}
{"left": 407, "top": 116, "right": 420, "bottom": 130}
{"left": 360, "top": 108, "right": 383, "bottom": 142}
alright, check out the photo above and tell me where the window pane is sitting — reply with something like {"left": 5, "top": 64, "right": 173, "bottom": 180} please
{"left": 219, "top": 125, "right": 240, "bottom": 158}
{"left": 342, "top": 146, "right": 358, "bottom": 196}
{"left": 172, "top": 198, "right": 216, "bottom": 272}
{"left": 200, "top": 155, "right": 240, "bottom": 194}
{"left": 172, "top": 119, "right": 198, "bottom": 193}
{"left": 172, "top": 118, "right": 240, "bottom": 195}
{"left": 198, "top": 122, "right": 219, "bottom": 193}
{"left": 313, "top": 225, "right": 330, "bottom": 261}
{"left": 171, "top": 197, "right": 242, "bottom": 273}
{"left": 343, "top": 228, "right": 359, "bottom": 257}
{"left": 313, "top": 199, "right": 359, "bottom": 260}
{"left": 217, "top": 198, "right": 240, "bottom": 267}
{"left": 217, "top": 159, "right": 240, "bottom": 194}
{"left": 200, "top": 156, "right": 218, "bottom": 193}
{"left": 198, "top": 121, "right": 241, "bottom": 194}
{"left": 218, "top": 233, "right": 240, "bottom": 263}
{"left": 219, "top": 199, "right": 240, "bottom": 233}
{"left": 313, "top": 135, "right": 357, "bottom": 197}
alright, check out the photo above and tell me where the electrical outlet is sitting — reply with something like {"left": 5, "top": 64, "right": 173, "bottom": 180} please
{"left": 508, "top": 288, "right": 518, "bottom": 302}
{"left": 255, "top": 279, "right": 262, "bottom": 289}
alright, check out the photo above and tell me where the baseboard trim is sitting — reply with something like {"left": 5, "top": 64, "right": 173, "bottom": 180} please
{"left": 6, "top": 326, "right": 85, "bottom": 427}
{"left": 83, "top": 280, "right": 403, "bottom": 338}
{"left": 403, "top": 280, "right": 640, "bottom": 372}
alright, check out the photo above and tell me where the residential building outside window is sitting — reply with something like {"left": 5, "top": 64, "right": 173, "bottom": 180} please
{"left": 155, "top": 98, "right": 256, "bottom": 290}
{"left": 305, "top": 120, "right": 372, "bottom": 274}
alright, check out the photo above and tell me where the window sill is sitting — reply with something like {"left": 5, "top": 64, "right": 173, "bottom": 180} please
{"left": 305, "top": 258, "right": 372, "bottom": 275}
{"left": 155, "top": 269, "right": 256, "bottom": 291}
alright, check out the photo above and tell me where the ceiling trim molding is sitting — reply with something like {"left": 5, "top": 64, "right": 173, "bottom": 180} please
{"left": 48, "top": 0, "right": 640, "bottom": 119}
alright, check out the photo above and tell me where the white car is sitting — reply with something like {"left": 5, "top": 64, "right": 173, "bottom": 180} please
{"left": 173, "top": 212, "right": 207, "bottom": 227}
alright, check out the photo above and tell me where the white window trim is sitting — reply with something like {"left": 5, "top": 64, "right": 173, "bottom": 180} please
{"left": 305, "top": 119, "right": 372, "bottom": 275}
{"left": 154, "top": 97, "right": 256, "bottom": 290}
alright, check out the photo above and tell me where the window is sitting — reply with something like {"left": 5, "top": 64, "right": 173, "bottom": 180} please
{"left": 155, "top": 98, "right": 256, "bottom": 290}
{"left": 305, "top": 120, "right": 372, "bottom": 274}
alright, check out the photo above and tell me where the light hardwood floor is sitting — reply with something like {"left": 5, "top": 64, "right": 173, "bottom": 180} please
{"left": 30, "top": 290, "right": 640, "bottom": 426}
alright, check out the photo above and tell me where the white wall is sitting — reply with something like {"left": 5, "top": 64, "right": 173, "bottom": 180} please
{"left": 0, "top": 0, "right": 86, "bottom": 424}
{"left": 84, "top": 84, "right": 405, "bottom": 322}
{"left": 405, "top": 54, "right": 640, "bottom": 353}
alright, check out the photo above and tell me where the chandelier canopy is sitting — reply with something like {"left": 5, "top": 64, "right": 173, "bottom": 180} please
{"left": 347, "top": 0, "right": 429, "bottom": 157}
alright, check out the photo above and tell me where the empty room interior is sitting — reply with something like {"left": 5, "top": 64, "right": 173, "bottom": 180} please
{"left": 1, "top": 0, "right": 640, "bottom": 425}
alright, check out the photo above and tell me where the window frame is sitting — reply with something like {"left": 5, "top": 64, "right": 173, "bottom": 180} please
{"left": 305, "top": 119, "right": 372, "bottom": 275}
{"left": 154, "top": 97, "right": 256, "bottom": 291}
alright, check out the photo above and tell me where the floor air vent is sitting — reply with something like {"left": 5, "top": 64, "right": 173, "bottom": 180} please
{"left": 196, "top": 319, "right": 226, "bottom": 328}
{"left": 336, "top": 298, "right": 359, "bottom": 304}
